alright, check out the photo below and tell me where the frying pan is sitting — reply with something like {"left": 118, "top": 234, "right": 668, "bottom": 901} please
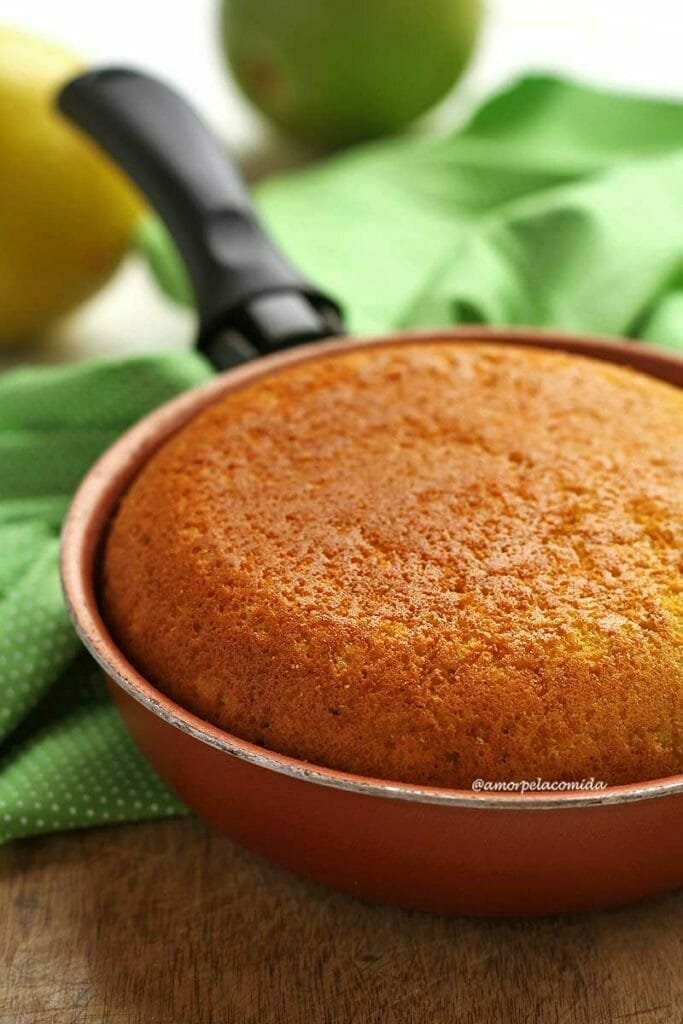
{"left": 58, "top": 69, "right": 683, "bottom": 916}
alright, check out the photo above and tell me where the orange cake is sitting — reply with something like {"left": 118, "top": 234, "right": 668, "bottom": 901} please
{"left": 102, "top": 342, "right": 683, "bottom": 788}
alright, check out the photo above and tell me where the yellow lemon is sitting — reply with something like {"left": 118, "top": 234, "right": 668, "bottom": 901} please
{"left": 0, "top": 25, "right": 141, "bottom": 345}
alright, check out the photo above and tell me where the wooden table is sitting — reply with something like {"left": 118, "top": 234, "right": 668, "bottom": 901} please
{"left": 1, "top": 817, "right": 681, "bottom": 1024}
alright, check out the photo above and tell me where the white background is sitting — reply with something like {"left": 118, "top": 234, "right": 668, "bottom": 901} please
{"left": 3, "top": 0, "right": 683, "bottom": 361}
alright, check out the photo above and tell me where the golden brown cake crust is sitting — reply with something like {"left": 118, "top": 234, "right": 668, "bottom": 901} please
{"left": 102, "top": 342, "right": 683, "bottom": 788}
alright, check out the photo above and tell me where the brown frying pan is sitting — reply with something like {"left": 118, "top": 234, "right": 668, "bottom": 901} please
{"left": 58, "top": 69, "right": 683, "bottom": 916}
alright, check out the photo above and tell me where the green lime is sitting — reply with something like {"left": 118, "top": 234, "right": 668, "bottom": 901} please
{"left": 221, "top": 0, "right": 483, "bottom": 147}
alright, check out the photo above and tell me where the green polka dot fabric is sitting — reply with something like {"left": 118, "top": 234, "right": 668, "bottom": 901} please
{"left": 0, "top": 352, "right": 211, "bottom": 844}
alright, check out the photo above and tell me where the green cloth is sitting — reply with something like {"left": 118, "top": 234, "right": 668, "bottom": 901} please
{"left": 144, "top": 75, "right": 683, "bottom": 346}
{"left": 0, "top": 355, "right": 211, "bottom": 843}
{"left": 2, "top": 75, "right": 683, "bottom": 844}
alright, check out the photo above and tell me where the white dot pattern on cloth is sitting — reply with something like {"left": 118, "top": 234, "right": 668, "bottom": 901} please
{"left": 0, "top": 538, "right": 81, "bottom": 740}
{"left": 0, "top": 351, "right": 212, "bottom": 844}
{"left": 0, "top": 672, "right": 183, "bottom": 843}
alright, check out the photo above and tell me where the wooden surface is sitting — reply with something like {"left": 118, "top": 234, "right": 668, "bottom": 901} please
{"left": 1, "top": 817, "right": 682, "bottom": 1024}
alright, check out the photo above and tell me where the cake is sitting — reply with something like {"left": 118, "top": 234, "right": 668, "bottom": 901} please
{"left": 102, "top": 342, "right": 683, "bottom": 788}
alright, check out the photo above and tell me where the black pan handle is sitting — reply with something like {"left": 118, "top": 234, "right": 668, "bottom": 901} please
{"left": 58, "top": 67, "right": 344, "bottom": 369}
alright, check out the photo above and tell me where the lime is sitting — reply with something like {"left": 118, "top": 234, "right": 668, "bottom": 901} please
{"left": 222, "top": 0, "right": 483, "bottom": 147}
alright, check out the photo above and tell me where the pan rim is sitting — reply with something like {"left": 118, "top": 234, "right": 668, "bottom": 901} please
{"left": 60, "top": 325, "right": 683, "bottom": 812}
